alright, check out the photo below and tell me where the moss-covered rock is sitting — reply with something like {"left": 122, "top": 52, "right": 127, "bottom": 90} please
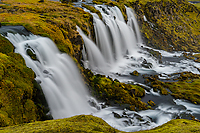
{"left": 166, "top": 72, "right": 200, "bottom": 104}
{"left": 84, "top": 69, "right": 148, "bottom": 111}
{"left": 130, "top": 70, "right": 139, "bottom": 76}
{"left": 129, "top": 0, "right": 200, "bottom": 52}
{"left": 0, "top": 52, "right": 38, "bottom": 126}
{"left": 145, "top": 72, "right": 200, "bottom": 104}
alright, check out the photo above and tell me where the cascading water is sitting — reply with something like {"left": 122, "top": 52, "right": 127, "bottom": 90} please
{"left": 78, "top": 4, "right": 200, "bottom": 132}
{"left": 80, "top": 5, "right": 200, "bottom": 76}
{"left": 126, "top": 6, "right": 142, "bottom": 44}
{"left": 80, "top": 5, "right": 140, "bottom": 72}
{"left": 1, "top": 3, "right": 200, "bottom": 132}
{"left": 5, "top": 32, "right": 94, "bottom": 119}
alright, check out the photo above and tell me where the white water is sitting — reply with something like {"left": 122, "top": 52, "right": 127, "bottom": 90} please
{"left": 5, "top": 33, "right": 94, "bottom": 119}
{"left": 2, "top": 4, "right": 200, "bottom": 132}
{"left": 4, "top": 31, "right": 200, "bottom": 132}
{"left": 78, "top": 5, "right": 200, "bottom": 132}
{"left": 80, "top": 5, "right": 200, "bottom": 77}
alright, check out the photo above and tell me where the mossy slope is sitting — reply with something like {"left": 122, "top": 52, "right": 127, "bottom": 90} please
{"left": 0, "top": 115, "right": 200, "bottom": 133}
{"left": 0, "top": 0, "right": 94, "bottom": 61}
{"left": 0, "top": 115, "right": 120, "bottom": 133}
{"left": 137, "top": 119, "right": 200, "bottom": 133}
{"left": 129, "top": 0, "right": 200, "bottom": 52}
{"left": 0, "top": 51, "right": 37, "bottom": 126}
{"left": 0, "top": 0, "right": 93, "bottom": 127}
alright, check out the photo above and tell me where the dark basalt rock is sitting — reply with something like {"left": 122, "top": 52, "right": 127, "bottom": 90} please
{"left": 38, "top": 0, "right": 44, "bottom": 2}
{"left": 141, "top": 59, "right": 153, "bottom": 69}
{"left": 0, "top": 26, "right": 31, "bottom": 36}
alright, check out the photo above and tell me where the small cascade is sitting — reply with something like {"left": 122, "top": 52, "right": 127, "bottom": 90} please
{"left": 5, "top": 33, "right": 94, "bottom": 119}
{"left": 77, "top": 5, "right": 200, "bottom": 132}
{"left": 77, "top": 26, "right": 108, "bottom": 72}
{"left": 80, "top": 5, "right": 200, "bottom": 76}
{"left": 126, "top": 6, "right": 142, "bottom": 44}
{"left": 79, "top": 5, "right": 140, "bottom": 72}
{"left": 93, "top": 14, "right": 114, "bottom": 64}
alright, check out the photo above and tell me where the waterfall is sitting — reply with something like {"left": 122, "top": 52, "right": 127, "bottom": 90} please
{"left": 5, "top": 33, "right": 93, "bottom": 119}
{"left": 77, "top": 26, "right": 108, "bottom": 72}
{"left": 93, "top": 14, "right": 114, "bottom": 64}
{"left": 126, "top": 6, "right": 142, "bottom": 44}
{"left": 77, "top": 5, "right": 200, "bottom": 131}
{"left": 79, "top": 5, "right": 140, "bottom": 73}
{"left": 2, "top": 4, "right": 200, "bottom": 132}
{"left": 80, "top": 5, "right": 200, "bottom": 76}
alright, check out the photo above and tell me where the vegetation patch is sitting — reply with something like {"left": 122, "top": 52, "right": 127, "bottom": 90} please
{"left": 0, "top": 115, "right": 200, "bottom": 133}
{"left": 0, "top": 0, "right": 94, "bottom": 62}
{"left": 0, "top": 52, "right": 38, "bottom": 126}
{"left": 0, "top": 115, "right": 120, "bottom": 133}
{"left": 136, "top": 119, "right": 200, "bottom": 133}
{"left": 145, "top": 72, "right": 200, "bottom": 104}
{"left": 84, "top": 69, "right": 149, "bottom": 111}
{"left": 128, "top": 0, "right": 200, "bottom": 52}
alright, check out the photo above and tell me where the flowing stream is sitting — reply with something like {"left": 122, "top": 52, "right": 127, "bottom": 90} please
{"left": 1, "top": 4, "right": 200, "bottom": 132}
{"left": 78, "top": 4, "right": 200, "bottom": 132}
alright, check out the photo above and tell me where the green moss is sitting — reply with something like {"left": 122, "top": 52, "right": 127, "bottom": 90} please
{"left": 0, "top": 115, "right": 119, "bottom": 133}
{"left": 0, "top": 110, "right": 13, "bottom": 127}
{"left": 185, "top": 53, "right": 200, "bottom": 63}
{"left": 0, "top": 0, "right": 200, "bottom": 130}
{"left": 166, "top": 76, "right": 200, "bottom": 104}
{"left": 146, "top": 72, "right": 200, "bottom": 104}
{"left": 136, "top": 119, "right": 200, "bottom": 133}
{"left": 0, "top": 52, "right": 40, "bottom": 126}
{"left": 194, "top": 3, "right": 200, "bottom": 8}
{"left": 84, "top": 69, "right": 147, "bottom": 111}
{"left": 130, "top": 70, "right": 139, "bottom": 76}
{"left": 0, "top": 35, "right": 14, "bottom": 54}
{"left": 0, "top": 0, "right": 94, "bottom": 61}
{"left": 147, "top": 100, "right": 156, "bottom": 106}
{"left": 0, "top": 115, "right": 200, "bottom": 133}
{"left": 129, "top": 0, "right": 200, "bottom": 52}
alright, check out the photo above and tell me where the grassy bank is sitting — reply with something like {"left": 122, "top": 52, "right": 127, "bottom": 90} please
{"left": 0, "top": 115, "right": 200, "bottom": 133}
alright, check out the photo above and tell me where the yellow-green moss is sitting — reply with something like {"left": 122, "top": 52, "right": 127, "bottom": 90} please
{"left": 130, "top": 70, "right": 139, "bottom": 76}
{"left": 147, "top": 100, "right": 156, "bottom": 106}
{"left": 0, "top": 35, "right": 14, "bottom": 54}
{"left": 84, "top": 69, "right": 147, "bottom": 111}
{"left": 146, "top": 72, "right": 200, "bottom": 104}
{"left": 0, "top": 115, "right": 200, "bottom": 133}
{"left": 166, "top": 75, "right": 200, "bottom": 104}
{"left": 0, "top": 115, "right": 120, "bottom": 133}
{"left": 129, "top": 0, "right": 200, "bottom": 52}
{"left": 0, "top": 0, "right": 200, "bottom": 130}
{"left": 0, "top": 52, "right": 38, "bottom": 126}
{"left": 195, "top": 3, "right": 200, "bottom": 8}
{"left": 137, "top": 119, "right": 200, "bottom": 133}
{"left": 185, "top": 53, "right": 200, "bottom": 63}
{"left": 0, "top": 0, "right": 93, "bottom": 60}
